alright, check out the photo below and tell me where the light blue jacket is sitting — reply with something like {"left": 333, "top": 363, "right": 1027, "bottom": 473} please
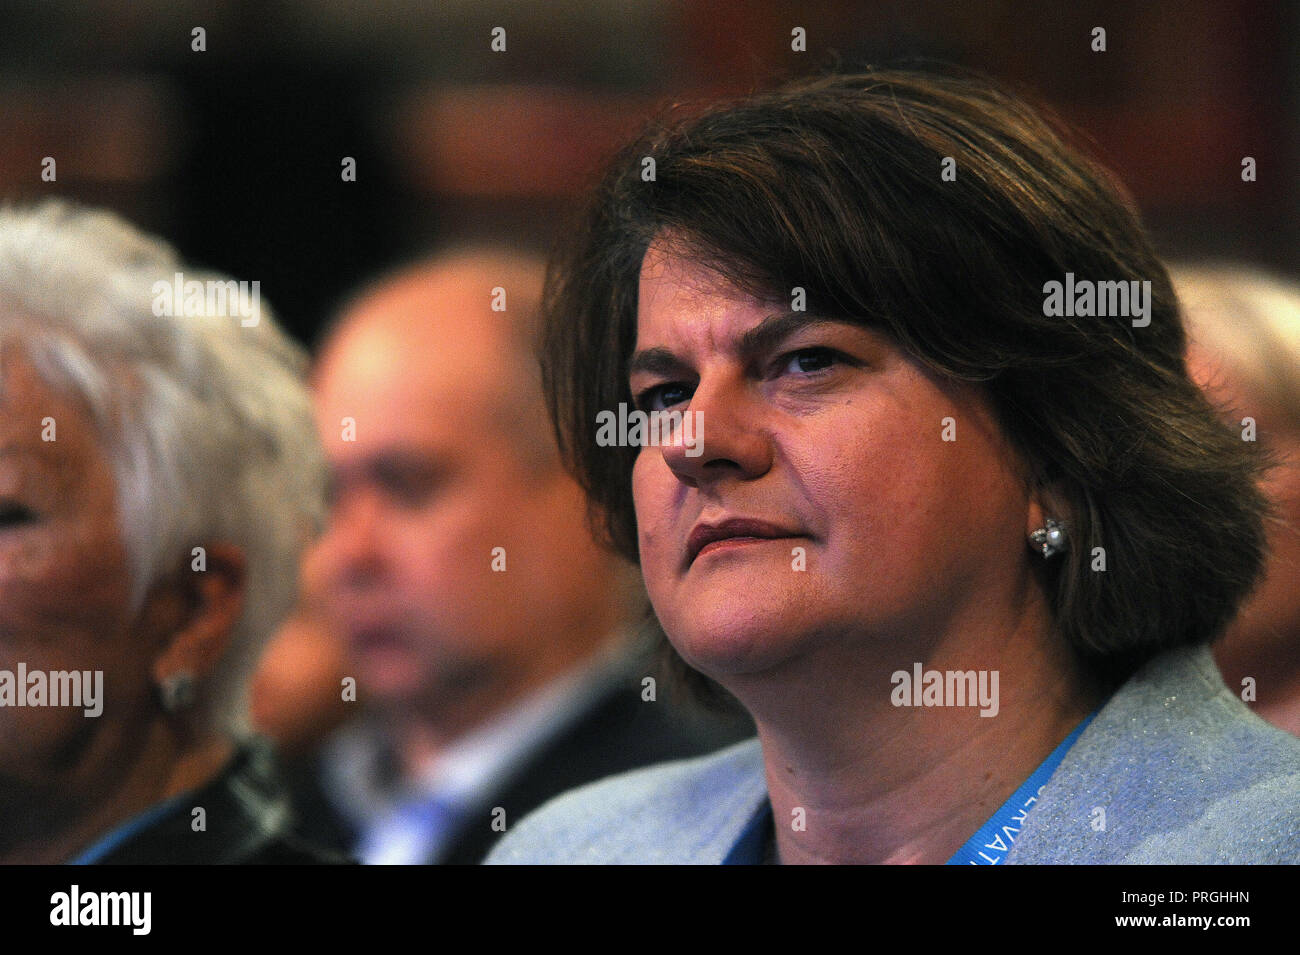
{"left": 487, "top": 645, "right": 1300, "bottom": 863}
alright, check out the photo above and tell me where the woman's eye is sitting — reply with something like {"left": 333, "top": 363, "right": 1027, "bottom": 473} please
{"left": 635, "top": 382, "right": 693, "bottom": 412}
{"left": 781, "top": 348, "right": 837, "bottom": 375}
{"left": 0, "top": 503, "right": 37, "bottom": 528}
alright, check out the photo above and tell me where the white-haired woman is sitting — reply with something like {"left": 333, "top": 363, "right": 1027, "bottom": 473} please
{"left": 0, "top": 201, "right": 342, "bottom": 863}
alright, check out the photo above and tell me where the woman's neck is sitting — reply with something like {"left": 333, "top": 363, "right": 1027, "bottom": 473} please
{"left": 734, "top": 613, "right": 1103, "bottom": 864}
{"left": 0, "top": 722, "right": 232, "bottom": 864}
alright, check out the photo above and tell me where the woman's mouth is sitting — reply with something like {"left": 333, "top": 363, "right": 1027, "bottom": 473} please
{"left": 685, "top": 517, "right": 804, "bottom": 567}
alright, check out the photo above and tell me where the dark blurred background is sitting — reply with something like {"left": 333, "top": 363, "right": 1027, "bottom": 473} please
{"left": 1, "top": 0, "right": 1296, "bottom": 344}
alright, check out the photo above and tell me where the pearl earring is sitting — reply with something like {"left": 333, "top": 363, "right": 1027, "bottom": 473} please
{"left": 1029, "top": 518, "right": 1068, "bottom": 558}
{"left": 159, "top": 671, "right": 196, "bottom": 712}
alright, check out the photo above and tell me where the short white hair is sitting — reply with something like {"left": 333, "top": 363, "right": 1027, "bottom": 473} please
{"left": 0, "top": 200, "right": 326, "bottom": 735}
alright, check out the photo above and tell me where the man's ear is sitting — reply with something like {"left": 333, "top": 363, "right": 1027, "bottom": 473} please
{"left": 149, "top": 542, "right": 247, "bottom": 689}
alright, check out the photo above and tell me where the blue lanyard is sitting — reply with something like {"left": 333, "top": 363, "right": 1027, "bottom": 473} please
{"left": 68, "top": 791, "right": 191, "bottom": 865}
{"left": 946, "top": 711, "right": 1097, "bottom": 865}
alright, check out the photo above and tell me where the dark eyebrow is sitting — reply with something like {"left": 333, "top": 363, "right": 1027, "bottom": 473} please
{"left": 366, "top": 451, "right": 447, "bottom": 484}
{"left": 628, "top": 314, "right": 860, "bottom": 380}
{"left": 328, "top": 449, "right": 446, "bottom": 489}
{"left": 627, "top": 347, "right": 691, "bottom": 379}
{"left": 737, "top": 313, "right": 850, "bottom": 364}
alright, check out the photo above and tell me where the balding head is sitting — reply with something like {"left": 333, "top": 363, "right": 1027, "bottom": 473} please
{"left": 318, "top": 249, "right": 554, "bottom": 471}
{"left": 309, "top": 248, "right": 634, "bottom": 732}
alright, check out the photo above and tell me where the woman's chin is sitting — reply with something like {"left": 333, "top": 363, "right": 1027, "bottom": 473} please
{"left": 662, "top": 608, "right": 803, "bottom": 681}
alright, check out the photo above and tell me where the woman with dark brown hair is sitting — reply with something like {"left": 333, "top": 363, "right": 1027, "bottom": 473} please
{"left": 489, "top": 69, "right": 1300, "bottom": 864}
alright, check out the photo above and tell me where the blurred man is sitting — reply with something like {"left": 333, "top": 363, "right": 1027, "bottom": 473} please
{"left": 292, "top": 247, "right": 747, "bottom": 864}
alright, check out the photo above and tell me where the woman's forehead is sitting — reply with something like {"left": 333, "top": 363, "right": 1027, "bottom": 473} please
{"left": 636, "top": 238, "right": 787, "bottom": 331}
{"left": 0, "top": 354, "right": 105, "bottom": 483}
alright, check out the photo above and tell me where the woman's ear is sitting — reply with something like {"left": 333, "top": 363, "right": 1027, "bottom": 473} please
{"left": 148, "top": 542, "right": 247, "bottom": 691}
{"left": 1025, "top": 479, "right": 1072, "bottom": 543}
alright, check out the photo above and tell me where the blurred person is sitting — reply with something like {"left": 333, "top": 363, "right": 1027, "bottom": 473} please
{"left": 251, "top": 542, "right": 353, "bottom": 757}
{"left": 298, "top": 247, "right": 748, "bottom": 865}
{"left": 489, "top": 70, "right": 1300, "bottom": 864}
{"left": 1175, "top": 265, "right": 1300, "bottom": 736}
{"left": 0, "top": 200, "right": 343, "bottom": 863}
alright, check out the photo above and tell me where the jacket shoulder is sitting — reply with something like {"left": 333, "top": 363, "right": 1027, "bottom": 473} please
{"left": 1009, "top": 645, "right": 1300, "bottom": 863}
{"left": 487, "top": 737, "right": 764, "bottom": 864}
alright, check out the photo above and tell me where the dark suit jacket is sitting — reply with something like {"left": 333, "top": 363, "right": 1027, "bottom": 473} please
{"left": 284, "top": 669, "right": 753, "bottom": 865}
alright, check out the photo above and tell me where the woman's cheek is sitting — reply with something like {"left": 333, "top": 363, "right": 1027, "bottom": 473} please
{"left": 0, "top": 534, "right": 59, "bottom": 588}
{"left": 632, "top": 460, "right": 676, "bottom": 582}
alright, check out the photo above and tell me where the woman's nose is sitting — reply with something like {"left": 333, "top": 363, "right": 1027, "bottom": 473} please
{"left": 658, "top": 375, "right": 773, "bottom": 488}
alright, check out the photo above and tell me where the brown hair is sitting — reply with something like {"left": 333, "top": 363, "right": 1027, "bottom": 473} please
{"left": 541, "top": 68, "right": 1270, "bottom": 690}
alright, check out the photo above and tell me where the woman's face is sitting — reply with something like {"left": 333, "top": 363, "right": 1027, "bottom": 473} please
{"left": 629, "top": 240, "right": 1040, "bottom": 685}
{"left": 0, "top": 351, "right": 159, "bottom": 802}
